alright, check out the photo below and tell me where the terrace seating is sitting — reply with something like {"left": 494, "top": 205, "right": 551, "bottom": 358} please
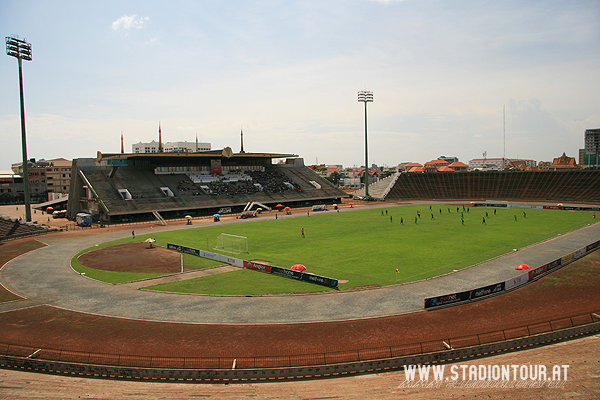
{"left": 384, "top": 171, "right": 600, "bottom": 202}
{"left": 73, "top": 163, "right": 347, "bottom": 221}
{"left": 0, "top": 215, "right": 48, "bottom": 240}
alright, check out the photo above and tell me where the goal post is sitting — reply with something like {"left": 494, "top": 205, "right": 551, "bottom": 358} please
{"left": 215, "top": 233, "right": 249, "bottom": 254}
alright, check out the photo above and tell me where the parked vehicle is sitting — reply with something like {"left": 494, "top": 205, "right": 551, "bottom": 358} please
{"left": 52, "top": 210, "right": 67, "bottom": 219}
{"left": 76, "top": 213, "right": 92, "bottom": 227}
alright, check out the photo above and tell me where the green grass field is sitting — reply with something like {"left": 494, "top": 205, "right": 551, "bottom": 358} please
{"left": 72, "top": 204, "right": 596, "bottom": 295}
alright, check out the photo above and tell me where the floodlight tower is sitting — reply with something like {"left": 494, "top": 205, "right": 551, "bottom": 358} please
{"left": 6, "top": 36, "right": 33, "bottom": 222}
{"left": 358, "top": 90, "right": 373, "bottom": 197}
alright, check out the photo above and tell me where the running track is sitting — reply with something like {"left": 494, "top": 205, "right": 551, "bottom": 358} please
{"left": 1, "top": 210, "right": 599, "bottom": 325}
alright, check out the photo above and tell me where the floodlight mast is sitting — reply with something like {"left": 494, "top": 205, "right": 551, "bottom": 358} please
{"left": 6, "top": 36, "right": 32, "bottom": 222}
{"left": 358, "top": 90, "right": 373, "bottom": 197}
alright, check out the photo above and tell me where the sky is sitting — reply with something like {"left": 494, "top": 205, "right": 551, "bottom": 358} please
{"left": 1, "top": 0, "right": 599, "bottom": 170}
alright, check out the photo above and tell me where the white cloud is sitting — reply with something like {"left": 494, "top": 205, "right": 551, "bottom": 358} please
{"left": 111, "top": 15, "right": 149, "bottom": 30}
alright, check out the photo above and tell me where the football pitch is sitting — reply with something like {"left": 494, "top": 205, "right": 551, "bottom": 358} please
{"left": 73, "top": 204, "right": 596, "bottom": 295}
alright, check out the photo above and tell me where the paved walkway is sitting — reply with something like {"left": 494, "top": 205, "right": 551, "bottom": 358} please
{"left": 1, "top": 206, "right": 599, "bottom": 325}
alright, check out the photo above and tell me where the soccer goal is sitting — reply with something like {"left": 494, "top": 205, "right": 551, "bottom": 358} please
{"left": 215, "top": 233, "right": 249, "bottom": 254}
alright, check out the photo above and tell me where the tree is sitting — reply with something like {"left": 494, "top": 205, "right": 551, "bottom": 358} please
{"left": 326, "top": 171, "right": 343, "bottom": 186}
{"left": 381, "top": 169, "right": 395, "bottom": 178}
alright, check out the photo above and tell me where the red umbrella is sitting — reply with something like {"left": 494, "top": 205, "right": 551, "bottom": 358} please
{"left": 284, "top": 206, "right": 291, "bottom": 210}
{"left": 291, "top": 264, "right": 306, "bottom": 272}
{"left": 515, "top": 263, "right": 531, "bottom": 270}
{"left": 276, "top": 204, "right": 284, "bottom": 208}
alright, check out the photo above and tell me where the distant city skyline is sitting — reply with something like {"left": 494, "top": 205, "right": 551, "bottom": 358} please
{"left": 1, "top": 1, "right": 599, "bottom": 170}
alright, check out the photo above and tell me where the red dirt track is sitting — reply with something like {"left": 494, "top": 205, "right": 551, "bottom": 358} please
{"left": 78, "top": 242, "right": 181, "bottom": 273}
{"left": 1, "top": 241, "right": 599, "bottom": 362}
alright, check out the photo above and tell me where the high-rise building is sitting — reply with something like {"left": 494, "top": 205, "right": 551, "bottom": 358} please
{"left": 437, "top": 155, "right": 459, "bottom": 164}
{"left": 45, "top": 158, "right": 72, "bottom": 194}
{"left": 583, "top": 128, "right": 600, "bottom": 167}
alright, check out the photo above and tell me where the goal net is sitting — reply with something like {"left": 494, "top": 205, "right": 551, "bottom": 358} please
{"left": 215, "top": 233, "right": 249, "bottom": 254}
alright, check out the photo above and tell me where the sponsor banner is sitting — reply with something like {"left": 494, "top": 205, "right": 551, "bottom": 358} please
{"left": 210, "top": 159, "right": 222, "bottom": 175}
{"left": 559, "top": 247, "right": 586, "bottom": 267}
{"left": 574, "top": 247, "right": 586, "bottom": 260}
{"left": 167, "top": 243, "right": 183, "bottom": 252}
{"left": 183, "top": 247, "right": 200, "bottom": 257}
{"left": 561, "top": 252, "right": 575, "bottom": 265}
{"left": 168, "top": 243, "right": 338, "bottom": 288}
{"left": 167, "top": 243, "right": 200, "bottom": 256}
{"left": 505, "top": 272, "right": 530, "bottom": 291}
{"left": 508, "top": 204, "right": 543, "bottom": 209}
{"left": 470, "top": 282, "right": 505, "bottom": 300}
{"left": 270, "top": 266, "right": 302, "bottom": 280}
{"left": 168, "top": 243, "right": 243, "bottom": 266}
{"left": 226, "top": 256, "right": 244, "bottom": 268}
{"left": 107, "top": 158, "right": 128, "bottom": 166}
{"left": 472, "top": 203, "right": 508, "bottom": 208}
{"left": 244, "top": 261, "right": 271, "bottom": 273}
{"left": 199, "top": 249, "right": 227, "bottom": 263}
{"left": 424, "top": 290, "right": 471, "bottom": 309}
{"left": 544, "top": 258, "right": 562, "bottom": 272}
{"left": 586, "top": 240, "right": 600, "bottom": 252}
{"left": 300, "top": 273, "right": 339, "bottom": 288}
{"left": 528, "top": 265, "right": 547, "bottom": 280}
{"left": 542, "top": 205, "right": 562, "bottom": 210}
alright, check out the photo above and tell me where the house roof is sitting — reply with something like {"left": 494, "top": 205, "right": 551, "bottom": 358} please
{"left": 437, "top": 166, "right": 455, "bottom": 172}
{"left": 47, "top": 158, "right": 71, "bottom": 165}
{"left": 549, "top": 152, "right": 577, "bottom": 168}
{"left": 424, "top": 160, "right": 449, "bottom": 166}
{"left": 449, "top": 161, "right": 468, "bottom": 168}
{"left": 408, "top": 166, "right": 425, "bottom": 172}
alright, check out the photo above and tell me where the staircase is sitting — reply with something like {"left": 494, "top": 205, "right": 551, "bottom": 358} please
{"left": 351, "top": 173, "right": 400, "bottom": 200}
{"left": 152, "top": 210, "right": 167, "bottom": 226}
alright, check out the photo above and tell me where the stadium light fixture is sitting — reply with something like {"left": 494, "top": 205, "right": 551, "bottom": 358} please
{"left": 6, "top": 36, "right": 32, "bottom": 222}
{"left": 358, "top": 90, "right": 373, "bottom": 197}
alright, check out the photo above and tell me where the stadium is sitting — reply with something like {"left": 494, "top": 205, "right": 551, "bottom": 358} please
{"left": 66, "top": 149, "right": 346, "bottom": 224}
{"left": 1, "top": 149, "right": 600, "bottom": 398}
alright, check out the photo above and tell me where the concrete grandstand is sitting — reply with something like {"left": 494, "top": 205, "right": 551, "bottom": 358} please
{"left": 353, "top": 170, "right": 600, "bottom": 202}
{"left": 67, "top": 148, "right": 347, "bottom": 224}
